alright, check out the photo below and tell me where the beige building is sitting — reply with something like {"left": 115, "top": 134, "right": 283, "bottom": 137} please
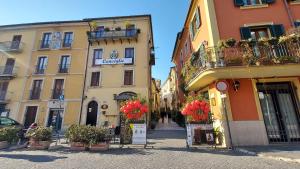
{"left": 160, "top": 67, "right": 178, "bottom": 112}
{"left": 81, "top": 15, "right": 155, "bottom": 127}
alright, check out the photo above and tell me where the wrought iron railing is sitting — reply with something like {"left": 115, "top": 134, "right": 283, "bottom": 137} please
{"left": 87, "top": 29, "right": 139, "bottom": 41}
{"left": 0, "top": 66, "right": 18, "bottom": 76}
{"left": 0, "top": 41, "right": 24, "bottom": 52}
{"left": 185, "top": 42, "right": 300, "bottom": 84}
{"left": 38, "top": 39, "right": 73, "bottom": 50}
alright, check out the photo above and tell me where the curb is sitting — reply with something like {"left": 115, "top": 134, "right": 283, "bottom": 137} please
{"left": 235, "top": 148, "right": 300, "bottom": 164}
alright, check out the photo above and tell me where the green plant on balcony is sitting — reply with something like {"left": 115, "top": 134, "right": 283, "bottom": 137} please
{"left": 268, "top": 37, "right": 279, "bottom": 46}
{"left": 225, "top": 38, "right": 236, "bottom": 47}
{"left": 104, "top": 27, "right": 110, "bottom": 32}
{"left": 217, "top": 40, "right": 227, "bottom": 49}
{"left": 258, "top": 37, "right": 270, "bottom": 46}
{"left": 276, "top": 55, "right": 297, "bottom": 64}
{"left": 224, "top": 56, "right": 243, "bottom": 66}
{"left": 279, "top": 34, "right": 300, "bottom": 44}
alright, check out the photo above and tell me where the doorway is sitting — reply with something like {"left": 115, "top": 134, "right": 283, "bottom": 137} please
{"left": 24, "top": 106, "right": 38, "bottom": 128}
{"left": 257, "top": 82, "right": 300, "bottom": 143}
{"left": 86, "top": 101, "right": 98, "bottom": 126}
{"left": 47, "top": 109, "right": 63, "bottom": 130}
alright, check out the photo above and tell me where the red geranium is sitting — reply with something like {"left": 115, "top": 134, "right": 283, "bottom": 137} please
{"left": 181, "top": 100, "right": 210, "bottom": 122}
{"left": 120, "top": 100, "right": 148, "bottom": 120}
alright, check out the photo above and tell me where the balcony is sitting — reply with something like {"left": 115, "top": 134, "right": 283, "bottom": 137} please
{"left": 0, "top": 91, "right": 11, "bottom": 104}
{"left": 29, "top": 89, "right": 41, "bottom": 100}
{"left": 87, "top": 29, "right": 140, "bottom": 44}
{"left": 0, "top": 66, "right": 18, "bottom": 79}
{"left": 58, "top": 64, "right": 70, "bottom": 73}
{"left": 38, "top": 39, "right": 73, "bottom": 50}
{"left": 34, "top": 65, "right": 47, "bottom": 75}
{"left": 0, "top": 41, "right": 24, "bottom": 53}
{"left": 51, "top": 89, "right": 64, "bottom": 100}
{"left": 185, "top": 42, "right": 300, "bottom": 90}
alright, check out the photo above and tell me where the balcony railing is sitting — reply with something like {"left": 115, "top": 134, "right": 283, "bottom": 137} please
{"left": 38, "top": 39, "right": 73, "bottom": 50}
{"left": 51, "top": 89, "right": 64, "bottom": 100}
{"left": 185, "top": 42, "right": 300, "bottom": 84}
{"left": 58, "top": 64, "right": 70, "bottom": 73}
{"left": 34, "top": 65, "right": 47, "bottom": 75}
{"left": 87, "top": 29, "right": 140, "bottom": 42}
{"left": 0, "top": 66, "right": 18, "bottom": 78}
{"left": 0, "top": 41, "right": 24, "bottom": 52}
{"left": 29, "top": 89, "right": 41, "bottom": 100}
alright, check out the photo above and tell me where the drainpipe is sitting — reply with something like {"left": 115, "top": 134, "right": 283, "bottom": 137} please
{"left": 283, "top": 0, "right": 295, "bottom": 28}
{"left": 79, "top": 21, "right": 92, "bottom": 124}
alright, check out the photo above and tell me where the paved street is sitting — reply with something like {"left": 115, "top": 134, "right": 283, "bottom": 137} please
{"left": 0, "top": 129, "right": 299, "bottom": 169}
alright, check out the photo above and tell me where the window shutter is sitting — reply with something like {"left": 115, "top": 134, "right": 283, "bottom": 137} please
{"left": 240, "top": 27, "right": 251, "bottom": 40}
{"left": 270, "top": 24, "right": 285, "bottom": 38}
{"left": 295, "top": 22, "right": 300, "bottom": 28}
{"left": 234, "top": 0, "right": 244, "bottom": 7}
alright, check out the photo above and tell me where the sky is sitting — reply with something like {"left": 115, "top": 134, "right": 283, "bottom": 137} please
{"left": 0, "top": 0, "right": 189, "bottom": 83}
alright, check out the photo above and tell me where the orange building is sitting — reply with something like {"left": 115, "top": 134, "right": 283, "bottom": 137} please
{"left": 173, "top": 0, "right": 300, "bottom": 147}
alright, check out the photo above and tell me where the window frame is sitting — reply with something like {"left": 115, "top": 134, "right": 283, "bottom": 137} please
{"left": 92, "top": 49, "right": 103, "bottom": 66}
{"left": 62, "top": 32, "right": 73, "bottom": 48}
{"left": 90, "top": 71, "right": 101, "bottom": 87}
{"left": 124, "top": 47, "right": 135, "bottom": 65}
{"left": 123, "top": 69, "right": 134, "bottom": 86}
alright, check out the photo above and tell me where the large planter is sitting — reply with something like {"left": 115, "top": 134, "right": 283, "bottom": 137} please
{"left": 89, "top": 142, "right": 109, "bottom": 151}
{"left": 70, "top": 142, "right": 87, "bottom": 151}
{"left": 0, "top": 141, "right": 9, "bottom": 149}
{"left": 29, "top": 139, "right": 51, "bottom": 150}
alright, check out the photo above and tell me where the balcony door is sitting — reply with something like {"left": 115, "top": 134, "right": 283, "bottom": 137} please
{"left": 257, "top": 83, "right": 300, "bottom": 143}
{"left": 250, "top": 28, "right": 269, "bottom": 57}
{"left": 31, "top": 80, "right": 42, "bottom": 100}
{"left": 126, "top": 24, "right": 135, "bottom": 37}
{"left": 11, "top": 35, "right": 21, "bottom": 49}
{"left": 36, "top": 57, "right": 47, "bottom": 74}
{"left": 59, "top": 55, "right": 70, "bottom": 73}
{"left": 3, "top": 58, "right": 15, "bottom": 74}
{"left": 0, "top": 82, "right": 8, "bottom": 100}
{"left": 41, "top": 33, "right": 52, "bottom": 48}
{"left": 52, "top": 79, "right": 64, "bottom": 99}
{"left": 24, "top": 106, "right": 37, "bottom": 128}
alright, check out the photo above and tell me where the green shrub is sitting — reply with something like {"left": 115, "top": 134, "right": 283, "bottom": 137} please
{"left": 65, "top": 124, "right": 91, "bottom": 144}
{"left": 26, "top": 126, "right": 52, "bottom": 141}
{"left": 89, "top": 127, "right": 110, "bottom": 144}
{"left": 0, "top": 127, "right": 20, "bottom": 143}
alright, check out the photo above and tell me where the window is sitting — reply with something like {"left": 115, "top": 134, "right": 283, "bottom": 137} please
{"left": 96, "top": 26, "right": 104, "bottom": 38}
{"left": 52, "top": 79, "right": 64, "bottom": 99}
{"left": 126, "top": 24, "right": 136, "bottom": 37}
{"left": 11, "top": 35, "right": 22, "bottom": 50}
{"left": 36, "top": 57, "right": 47, "bottom": 74}
{"left": 59, "top": 55, "right": 70, "bottom": 73}
{"left": 189, "top": 7, "right": 201, "bottom": 40}
{"left": 295, "top": 22, "right": 300, "bottom": 28}
{"left": 234, "top": 0, "right": 274, "bottom": 7}
{"left": 93, "top": 49, "right": 103, "bottom": 66}
{"left": 124, "top": 70, "right": 133, "bottom": 85}
{"left": 180, "top": 50, "right": 183, "bottom": 68}
{"left": 41, "top": 33, "right": 52, "bottom": 49}
{"left": 240, "top": 24, "right": 285, "bottom": 40}
{"left": 90, "top": 72, "right": 100, "bottom": 87}
{"left": 62, "top": 32, "right": 73, "bottom": 48}
{"left": 125, "top": 48, "right": 134, "bottom": 65}
{"left": 243, "top": 0, "right": 262, "bottom": 5}
{"left": 30, "top": 80, "right": 42, "bottom": 100}
{"left": 0, "top": 82, "right": 8, "bottom": 101}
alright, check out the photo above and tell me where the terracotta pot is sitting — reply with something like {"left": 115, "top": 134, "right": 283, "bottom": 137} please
{"left": 29, "top": 140, "right": 51, "bottom": 150}
{"left": 0, "top": 141, "right": 9, "bottom": 149}
{"left": 70, "top": 142, "right": 87, "bottom": 151}
{"left": 89, "top": 142, "right": 109, "bottom": 151}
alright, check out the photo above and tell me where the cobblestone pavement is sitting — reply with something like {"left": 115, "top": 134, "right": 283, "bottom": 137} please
{"left": 0, "top": 130, "right": 299, "bottom": 169}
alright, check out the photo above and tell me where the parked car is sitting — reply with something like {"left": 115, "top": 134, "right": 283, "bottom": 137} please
{"left": 0, "top": 117, "right": 23, "bottom": 129}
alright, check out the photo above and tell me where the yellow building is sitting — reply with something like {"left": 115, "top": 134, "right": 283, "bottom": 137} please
{"left": 81, "top": 15, "right": 155, "bottom": 128}
{"left": 151, "top": 78, "right": 161, "bottom": 116}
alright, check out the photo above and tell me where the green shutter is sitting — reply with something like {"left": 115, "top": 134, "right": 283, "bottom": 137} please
{"left": 270, "top": 24, "right": 285, "bottom": 38}
{"left": 240, "top": 27, "right": 251, "bottom": 40}
{"left": 234, "top": 0, "right": 244, "bottom": 6}
{"left": 295, "top": 22, "right": 300, "bottom": 28}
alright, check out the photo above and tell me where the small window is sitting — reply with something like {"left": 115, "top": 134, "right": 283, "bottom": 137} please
{"left": 59, "top": 55, "right": 71, "bottom": 73}
{"left": 93, "top": 49, "right": 103, "bottom": 66}
{"left": 189, "top": 7, "right": 201, "bottom": 40}
{"left": 91, "top": 72, "right": 100, "bottom": 87}
{"left": 41, "top": 33, "right": 52, "bottom": 49}
{"left": 125, "top": 48, "right": 134, "bottom": 65}
{"left": 62, "top": 32, "right": 73, "bottom": 48}
{"left": 124, "top": 70, "right": 133, "bottom": 85}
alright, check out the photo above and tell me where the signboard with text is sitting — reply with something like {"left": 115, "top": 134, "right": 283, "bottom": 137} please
{"left": 131, "top": 123, "right": 147, "bottom": 145}
{"left": 95, "top": 58, "right": 132, "bottom": 65}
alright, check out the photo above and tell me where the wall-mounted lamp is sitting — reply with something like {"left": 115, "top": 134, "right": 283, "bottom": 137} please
{"left": 232, "top": 80, "right": 240, "bottom": 91}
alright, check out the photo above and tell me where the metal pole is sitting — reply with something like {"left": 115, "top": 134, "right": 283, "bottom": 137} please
{"left": 222, "top": 96, "right": 234, "bottom": 149}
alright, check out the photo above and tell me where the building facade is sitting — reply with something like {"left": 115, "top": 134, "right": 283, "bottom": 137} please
{"left": 173, "top": 0, "right": 300, "bottom": 146}
{"left": 81, "top": 15, "right": 155, "bottom": 128}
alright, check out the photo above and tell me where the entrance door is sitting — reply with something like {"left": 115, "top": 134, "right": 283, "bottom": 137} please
{"left": 86, "top": 101, "right": 98, "bottom": 126}
{"left": 4, "top": 58, "right": 15, "bottom": 74}
{"left": 24, "top": 106, "right": 37, "bottom": 128}
{"left": 47, "top": 109, "right": 63, "bottom": 130}
{"left": 257, "top": 83, "right": 300, "bottom": 143}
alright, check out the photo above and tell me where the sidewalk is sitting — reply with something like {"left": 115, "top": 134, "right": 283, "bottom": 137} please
{"left": 155, "top": 118, "right": 184, "bottom": 131}
{"left": 235, "top": 145, "right": 300, "bottom": 163}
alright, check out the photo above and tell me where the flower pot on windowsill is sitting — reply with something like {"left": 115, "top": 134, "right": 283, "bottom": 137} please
{"left": 70, "top": 142, "right": 87, "bottom": 151}
{"left": 89, "top": 142, "right": 109, "bottom": 151}
{"left": 0, "top": 141, "right": 9, "bottom": 149}
{"left": 28, "top": 139, "right": 51, "bottom": 150}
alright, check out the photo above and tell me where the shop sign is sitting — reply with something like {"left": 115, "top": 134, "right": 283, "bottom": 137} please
{"left": 95, "top": 58, "right": 132, "bottom": 65}
{"left": 216, "top": 80, "right": 228, "bottom": 92}
{"left": 131, "top": 123, "right": 146, "bottom": 145}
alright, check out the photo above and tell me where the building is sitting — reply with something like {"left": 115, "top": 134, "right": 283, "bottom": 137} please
{"left": 81, "top": 15, "right": 155, "bottom": 128}
{"left": 173, "top": 0, "right": 300, "bottom": 146}
{"left": 151, "top": 78, "right": 161, "bottom": 116}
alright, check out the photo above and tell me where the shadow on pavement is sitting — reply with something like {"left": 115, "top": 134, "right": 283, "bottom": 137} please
{"left": 0, "top": 154, "right": 67, "bottom": 162}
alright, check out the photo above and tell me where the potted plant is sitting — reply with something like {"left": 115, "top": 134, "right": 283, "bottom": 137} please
{"left": 213, "top": 127, "right": 223, "bottom": 145}
{"left": 104, "top": 27, "right": 110, "bottom": 32}
{"left": 89, "top": 127, "right": 110, "bottom": 151}
{"left": 26, "top": 126, "right": 52, "bottom": 150}
{"left": 224, "top": 56, "right": 243, "bottom": 66}
{"left": 115, "top": 27, "right": 121, "bottom": 31}
{"left": 217, "top": 40, "right": 227, "bottom": 49}
{"left": 0, "top": 127, "right": 19, "bottom": 149}
{"left": 258, "top": 37, "right": 270, "bottom": 46}
{"left": 225, "top": 38, "right": 236, "bottom": 47}
{"left": 65, "top": 124, "right": 90, "bottom": 151}
{"left": 277, "top": 55, "right": 297, "bottom": 64}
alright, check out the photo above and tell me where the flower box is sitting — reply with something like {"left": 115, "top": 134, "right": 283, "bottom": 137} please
{"left": 0, "top": 141, "right": 8, "bottom": 149}
{"left": 89, "top": 142, "right": 109, "bottom": 151}
{"left": 70, "top": 142, "right": 87, "bottom": 151}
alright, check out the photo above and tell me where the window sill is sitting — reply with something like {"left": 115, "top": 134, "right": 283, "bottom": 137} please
{"left": 121, "top": 85, "right": 135, "bottom": 87}
{"left": 290, "top": 1, "right": 300, "bottom": 5}
{"left": 240, "top": 4, "right": 268, "bottom": 9}
{"left": 88, "top": 86, "right": 102, "bottom": 89}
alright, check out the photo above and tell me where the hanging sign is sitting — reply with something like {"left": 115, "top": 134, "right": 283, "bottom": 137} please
{"left": 132, "top": 123, "right": 147, "bottom": 145}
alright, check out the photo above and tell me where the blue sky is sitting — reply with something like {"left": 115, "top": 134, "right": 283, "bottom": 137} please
{"left": 0, "top": 0, "right": 189, "bottom": 83}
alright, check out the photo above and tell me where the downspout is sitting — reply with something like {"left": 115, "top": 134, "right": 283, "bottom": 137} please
{"left": 79, "top": 21, "right": 92, "bottom": 124}
{"left": 283, "top": 0, "right": 295, "bottom": 28}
